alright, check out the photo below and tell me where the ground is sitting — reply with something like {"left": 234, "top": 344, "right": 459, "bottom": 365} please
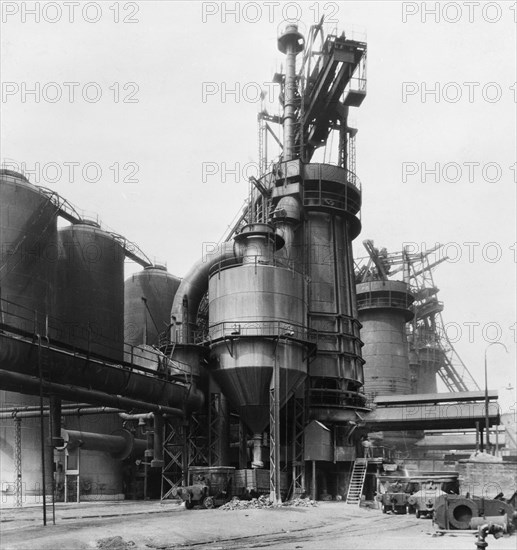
{"left": 0, "top": 500, "right": 515, "bottom": 550}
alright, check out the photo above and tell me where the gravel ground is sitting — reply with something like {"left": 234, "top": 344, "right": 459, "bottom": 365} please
{"left": 0, "top": 500, "right": 515, "bottom": 550}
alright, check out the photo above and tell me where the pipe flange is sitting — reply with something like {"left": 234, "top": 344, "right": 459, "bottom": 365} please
{"left": 447, "top": 498, "right": 479, "bottom": 530}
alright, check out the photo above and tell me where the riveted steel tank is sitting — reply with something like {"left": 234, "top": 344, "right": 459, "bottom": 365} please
{"left": 55, "top": 222, "right": 125, "bottom": 362}
{"left": 54, "top": 221, "right": 126, "bottom": 498}
{"left": 0, "top": 169, "right": 57, "bottom": 331}
{"left": 0, "top": 169, "right": 57, "bottom": 502}
{"left": 356, "top": 280, "right": 414, "bottom": 400}
{"left": 124, "top": 265, "right": 181, "bottom": 348}
{"left": 208, "top": 223, "right": 309, "bottom": 434}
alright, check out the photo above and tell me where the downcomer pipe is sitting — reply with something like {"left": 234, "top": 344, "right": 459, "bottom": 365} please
{"left": 272, "top": 196, "right": 301, "bottom": 263}
{"left": 170, "top": 242, "right": 236, "bottom": 343}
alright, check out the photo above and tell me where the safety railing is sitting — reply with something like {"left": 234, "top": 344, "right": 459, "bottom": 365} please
{"left": 302, "top": 169, "right": 361, "bottom": 216}
{"left": 206, "top": 319, "right": 314, "bottom": 343}
{"left": 356, "top": 291, "right": 413, "bottom": 310}
{"left": 0, "top": 297, "right": 193, "bottom": 380}
{"left": 208, "top": 254, "right": 302, "bottom": 277}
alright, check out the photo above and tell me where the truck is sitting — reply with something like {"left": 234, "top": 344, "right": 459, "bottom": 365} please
{"left": 172, "top": 466, "right": 235, "bottom": 509}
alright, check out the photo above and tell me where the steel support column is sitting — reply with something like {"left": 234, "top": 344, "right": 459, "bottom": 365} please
{"left": 161, "top": 418, "right": 187, "bottom": 499}
{"left": 187, "top": 411, "right": 209, "bottom": 467}
{"left": 291, "top": 395, "right": 305, "bottom": 497}
{"left": 269, "top": 353, "right": 281, "bottom": 503}
{"left": 239, "top": 420, "right": 248, "bottom": 469}
{"left": 14, "top": 417, "right": 22, "bottom": 507}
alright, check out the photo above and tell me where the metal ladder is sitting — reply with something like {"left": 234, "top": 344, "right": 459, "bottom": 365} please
{"left": 345, "top": 458, "right": 367, "bottom": 505}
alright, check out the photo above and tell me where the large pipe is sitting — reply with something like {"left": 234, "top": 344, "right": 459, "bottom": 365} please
{"left": 1, "top": 403, "right": 94, "bottom": 412}
{"left": 0, "top": 334, "right": 204, "bottom": 412}
{"left": 49, "top": 396, "right": 62, "bottom": 446}
{"left": 0, "top": 407, "right": 122, "bottom": 420}
{"left": 118, "top": 412, "right": 154, "bottom": 421}
{"left": 272, "top": 196, "right": 301, "bottom": 264}
{"left": 170, "top": 242, "right": 235, "bottom": 343}
{"left": 0, "top": 369, "right": 190, "bottom": 416}
{"left": 152, "top": 414, "right": 164, "bottom": 468}
{"left": 61, "top": 428, "right": 147, "bottom": 460}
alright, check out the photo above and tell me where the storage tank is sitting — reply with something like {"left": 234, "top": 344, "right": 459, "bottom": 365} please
{"left": 54, "top": 221, "right": 126, "bottom": 498}
{"left": 124, "top": 265, "right": 181, "bottom": 348}
{"left": 356, "top": 280, "right": 414, "bottom": 400}
{"left": 0, "top": 169, "right": 56, "bottom": 331}
{"left": 0, "top": 169, "right": 57, "bottom": 503}
{"left": 55, "top": 221, "right": 125, "bottom": 362}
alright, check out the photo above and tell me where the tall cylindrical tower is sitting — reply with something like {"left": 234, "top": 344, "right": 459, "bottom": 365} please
{"left": 302, "top": 165, "right": 364, "bottom": 412}
{"left": 55, "top": 222, "right": 125, "bottom": 362}
{"left": 356, "top": 280, "right": 414, "bottom": 400}
{"left": 0, "top": 169, "right": 57, "bottom": 503}
{"left": 54, "top": 221, "right": 126, "bottom": 499}
{"left": 356, "top": 279, "right": 422, "bottom": 451}
{"left": 274, "top": 24, "right": 366, "bottom": 414}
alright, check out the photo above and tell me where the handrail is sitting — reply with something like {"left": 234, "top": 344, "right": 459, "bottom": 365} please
{"left": 0, "top": 297, "right": 194, "bottom": 377}
{"left": 208, "top": 254, "right": 302, "bottom": 277}
{"left": 207, "top": 319, "right": 314, "bottom": 343}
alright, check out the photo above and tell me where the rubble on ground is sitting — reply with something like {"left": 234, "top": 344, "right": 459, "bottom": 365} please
{"left": 97, "top": 536, "right": 135, "bottom": 549}
{"left": 220, "top": 496, "right": 318, "bottom": 510}
{"left": 286, "top": 497, "right": 318, "bottom": 507}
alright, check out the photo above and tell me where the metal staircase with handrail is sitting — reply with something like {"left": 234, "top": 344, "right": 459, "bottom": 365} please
{"left": 345, "top": 458, "right": 367, "bottom": 505}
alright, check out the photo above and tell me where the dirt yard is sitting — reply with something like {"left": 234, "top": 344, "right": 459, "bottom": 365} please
{"left": 0, "top": 500, "right": 515, "bottom": 550}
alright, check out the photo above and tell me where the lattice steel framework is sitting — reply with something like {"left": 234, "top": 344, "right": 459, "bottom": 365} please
{"left": 161, "top": 419, "right": 186, "bottom": 499}
{"left": 14, "top": 417, "right": 22, "bottom": 507}
{"left": 291, "top": 396, "right": 306, "bottom": 497}
{"left": 208, "top": 392, "right": 223, "bottom": 466}
{"left": 269, "top": 354, "right": 281, "bottom": 503}
{"left": 187, "top": 412, "right": 209, "bottom": 468}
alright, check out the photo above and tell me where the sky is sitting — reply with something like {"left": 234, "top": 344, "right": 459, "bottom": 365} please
{"left": 1, "top": 1, "right": 516, "bottom": 414}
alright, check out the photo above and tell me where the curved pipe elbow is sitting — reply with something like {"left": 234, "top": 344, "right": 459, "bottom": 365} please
{"left": 170, "top": 241, "right": 235, "bottom": 343}
{"left": 183, "top": 384, "right": 205, "bottom": 413}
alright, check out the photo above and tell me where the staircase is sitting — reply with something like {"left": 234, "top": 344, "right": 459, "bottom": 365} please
{"left": 346, "top": 458, "right": 367, "bottom": 505}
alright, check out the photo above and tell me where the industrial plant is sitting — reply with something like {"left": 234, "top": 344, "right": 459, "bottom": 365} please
{"left": 1, "top": 16, "right": 515, "bottom": 542}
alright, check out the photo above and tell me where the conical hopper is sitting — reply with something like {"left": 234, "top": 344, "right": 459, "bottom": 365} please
{"left": 210, "top": 339, "right": 307, "bottom": 434}
{"left": 212, "top": 364, "right": 306, "bottom": 434}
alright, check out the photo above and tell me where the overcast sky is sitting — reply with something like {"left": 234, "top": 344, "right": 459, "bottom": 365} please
{"left": 1, "top": 1, "right": 516, "bottom": 413}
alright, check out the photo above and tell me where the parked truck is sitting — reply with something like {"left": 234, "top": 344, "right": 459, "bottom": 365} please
{"left": 173, "top": 466, "right": 235, "bottom": 509}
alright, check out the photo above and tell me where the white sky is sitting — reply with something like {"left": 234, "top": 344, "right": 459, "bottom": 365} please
{"left": 1, "top": 1, "right": 516, "bottom": 413}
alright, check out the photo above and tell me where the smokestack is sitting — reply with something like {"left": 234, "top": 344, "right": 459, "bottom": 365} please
{"left": 278, "top": 24, "right": 304, "bottom": 161}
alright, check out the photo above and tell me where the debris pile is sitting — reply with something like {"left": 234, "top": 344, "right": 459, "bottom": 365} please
{"left": 97, "top": 536, "right": 135, "bottom": 550}
{"left": 220, "top": 496, "right": 273, "bottom": 510}
{"left": 286, "top": 497, "right": 318, "bottom": 507}
{"left": 220, "top": 496, "right": 318, "bottom": 511}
